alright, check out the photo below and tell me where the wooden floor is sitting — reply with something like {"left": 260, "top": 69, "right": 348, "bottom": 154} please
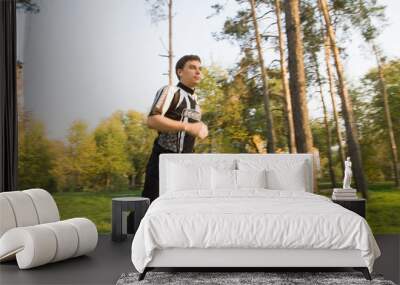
{"left": 0, "top": 234, "right": 398, "bottom": 285}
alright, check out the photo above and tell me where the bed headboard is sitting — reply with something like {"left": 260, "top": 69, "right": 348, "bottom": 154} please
{"left": 159, "top": 154, "right": 314, "bottom": 195}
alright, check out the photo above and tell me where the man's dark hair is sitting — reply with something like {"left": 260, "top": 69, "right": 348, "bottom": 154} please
{"left": 175, "top": 55, "right": 201, "bottom": 80}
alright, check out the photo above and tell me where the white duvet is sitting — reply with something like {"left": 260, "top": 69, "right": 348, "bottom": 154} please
{"left": 131, "top": 190, "right": 380, "bottom": 273}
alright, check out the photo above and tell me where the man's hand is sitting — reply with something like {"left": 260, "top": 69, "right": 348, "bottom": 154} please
{"left": 147, "top": 115, "right": 208, "bottom": 139}
{"left": 198, "top": 123, "right": 209, "bottom": 139}
{"left": 184, "top": 122, "right": 208, "bottom": 139}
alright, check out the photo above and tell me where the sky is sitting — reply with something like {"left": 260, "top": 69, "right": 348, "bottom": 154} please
{"left": 17, "top": 0, "right": 400, "bottom": 141}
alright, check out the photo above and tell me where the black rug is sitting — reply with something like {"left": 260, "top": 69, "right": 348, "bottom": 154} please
{"left": 116, "top": 271, "right": 396, "bottom": 285}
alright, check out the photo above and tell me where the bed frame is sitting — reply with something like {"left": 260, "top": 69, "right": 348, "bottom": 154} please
{"left": 138, "top": 154, "right": 371, "bottom": 281}
{"left": 140, "top": 248, "right": 371, "bottom": 280}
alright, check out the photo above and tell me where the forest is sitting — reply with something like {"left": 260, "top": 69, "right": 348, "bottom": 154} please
{"left": 17, "top": 0, "right": 399, "bottom": 200}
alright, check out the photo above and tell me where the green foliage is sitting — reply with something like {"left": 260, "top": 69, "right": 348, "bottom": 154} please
{"left": 51, "top": 120, "right": 98, "bottom": 192}
{"left": 93, "top": 112, "right": 133, "bottom": 191}
{"left": 353, "top": 59, "right": 400, "bottom": 183}
{"left": 123, "top": 110, "right": 156, "bottom": 186}
{"left": 18, "top": 110, "right": 155, "bottom": 193}
{"left": 330, "top": 0, "right": 386, "bottom": 42}
{"left": 197, "top": 66, "right": 249, "bottom": 153}
{"left": 196, "top": 61, "right": 286, "bottom": 154}
{"left": 299, "top": 0, "right": 325, "bottom": 86}
{"left": 310, "top": 118, "right": 338, "bottom": 180}
{"left": 18, "top": 115, "right": 57, "bottom": 192}
{"left": 311, "top": 60, "right": 400, "bottom": 183}
{"left": 221, "top": 9, "right": 253, "bottom": 45}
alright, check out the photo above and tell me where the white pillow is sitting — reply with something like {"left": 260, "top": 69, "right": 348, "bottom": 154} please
{"left": 266, "top": 162, "right": 307, "bottom": 191}
{"left": 212, "top": 168, "right": 237, "bottom": 190}
{"left": 167, "top": 162, "right": 212, "bottom": 191}
{"left": 236, "top": 169, "right": 267, "bottom": 189}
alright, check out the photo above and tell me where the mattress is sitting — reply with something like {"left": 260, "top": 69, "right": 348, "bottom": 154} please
{"left": 131, "top": 189, "right": 380, "bottom": 273}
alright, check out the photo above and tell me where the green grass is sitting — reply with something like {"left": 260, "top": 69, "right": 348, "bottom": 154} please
{"left": 318, "top": 182, "right": 400, "bottom": 234}
{"left": 363, "top": 184, "right": 400, "bottom": 234}
{"left": 54, "top": 183, "right": 400, "bottom": 234}
{"left": 53, "top": 189, "right": 142, "bottom": 233}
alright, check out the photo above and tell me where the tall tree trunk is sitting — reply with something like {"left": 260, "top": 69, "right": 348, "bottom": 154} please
{"left": 372, "top": 44, "right": 400, "bottom": 187}
{"left": 312, "top": 53, "right": 336, "bottom": 187}
{"left": 134, "top": 173, "right": 142, "bottom": 187}
{"left": 319, "top": 0, "right": 368, "bottom": 198}
{"left": 284, "top": 0, "right": 316, "bottom": 192}
{"left": 324, "top": 34, "right": 346, "bottom": 173}
{"left": 251, "top": 134, "right": 267, "bottom": 154}
{"left": 281, "top": 96, "right": 294, "bottom": 153}
{"left": 128, "top": 174, "right": 135, "bottom": 187}
{"left": 249, "top": 0, "right": 276, "bottom": 153}
{"left": 283, "top": 0, "right": 313, "bottom": 154}
{"left": 275, "top": 0, "right": 296, "bottom": 153}
{"left": 106, "top": 174, "right": 110, "bottom": 188}
{"left": 168, "top": 0, "right": 173, "bottom": 85}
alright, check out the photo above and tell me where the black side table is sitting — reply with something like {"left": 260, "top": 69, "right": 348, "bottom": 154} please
{"left": 332, "top": 198, "right": 366, "bottom": 218}
{"left": 112, "top": 197, "right": 150, "bottom": 242}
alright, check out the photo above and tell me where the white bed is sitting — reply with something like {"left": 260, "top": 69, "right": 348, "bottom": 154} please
{"left": 131, "top": 154, "right": 380, "bottom": 280}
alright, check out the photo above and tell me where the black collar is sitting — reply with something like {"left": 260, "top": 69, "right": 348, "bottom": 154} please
{"left": 177, "top": 82, "right": 195, "bottom": 95}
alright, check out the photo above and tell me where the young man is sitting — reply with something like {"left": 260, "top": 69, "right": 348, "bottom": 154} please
{"left": 142, "top": 55, "right": 208, "bottom": 203}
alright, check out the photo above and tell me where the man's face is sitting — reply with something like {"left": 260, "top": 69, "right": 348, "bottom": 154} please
{"left": 177, "top": 60, "right": 202, "bottom": 87}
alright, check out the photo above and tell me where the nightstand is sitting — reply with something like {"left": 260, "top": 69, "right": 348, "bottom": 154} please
{"left": 112, "top": 197, "right": 150, "bottom": 242}
{"left": 332, "top": 198, "right": 366, "bottom": 218}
